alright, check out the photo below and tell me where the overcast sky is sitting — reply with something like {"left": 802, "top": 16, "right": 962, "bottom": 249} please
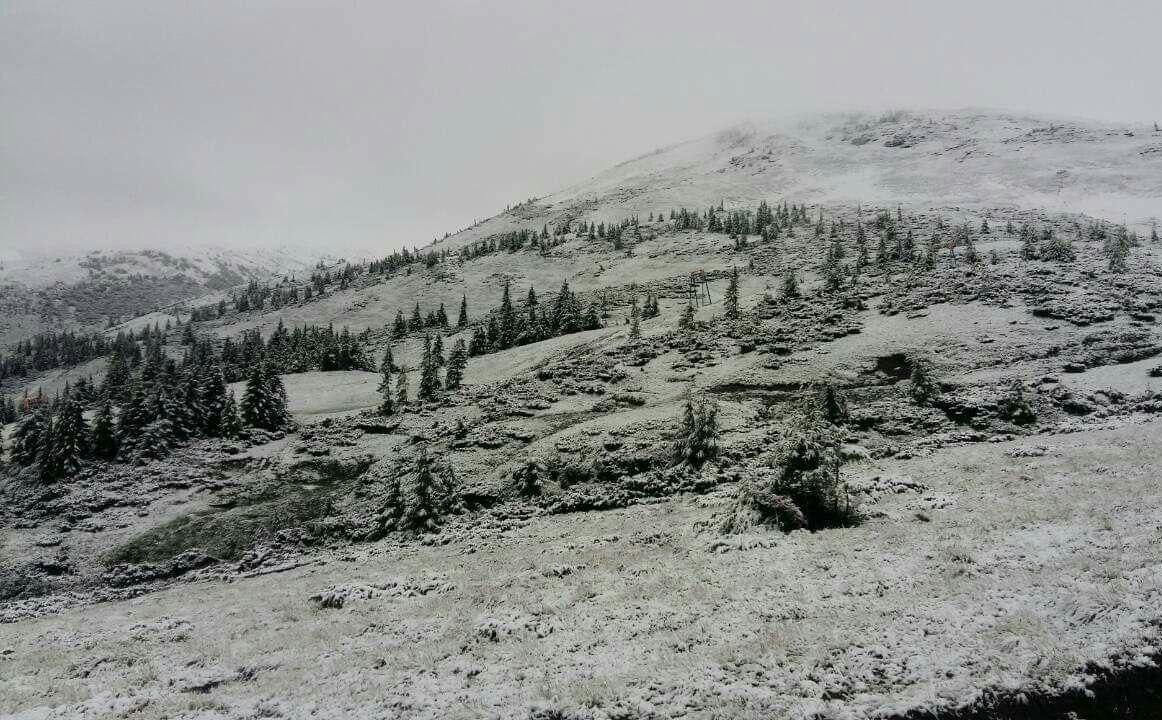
{"left": 2, "top": 0, "right": 1160, "bottom": 260}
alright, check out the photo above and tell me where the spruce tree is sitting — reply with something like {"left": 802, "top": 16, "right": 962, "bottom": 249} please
{"left": 526, "top": 286, "right": 539, "bottom": 321}
{"left": 378, "top": 361, "right": 394, "bottom": 416}
{"left": 724, "top": 267, "right": 740, "bottom": 320}
{"left": 92, "top": 401, "right": 119, "bottom": 459}
{"left": 103, "top": 351, "right": 131, "bottom": 400}
{"left": 37, "top": 412, "right": 62, "bottom": 481}
{"left": 51, "top": 397, "right": 89, "bottom": 476}
{"left": 816, "top": 383, "right": 849, "bottom": 426}
{"left": 458, "top": 294, "right": 469, "bottom": 328}
{"left": 822, "top": 253, "right": 843, "bottom": 293}
{"left": 396, "top": 370, "right": 409, "bottom": 407}
{"left": 409, "top": 303, "right": 423, "bottom": 331}
{"left": 200, "top": 368, "right": 228, "bottom": 436}
{"left": 221, "top": 392, "right": 242, "bottom": 438}
{"left": 9, "top": 407, "right": 45, "bottom": 466}
{"left": 116, "top": 385, "right": 153, "bottom": 453}
{"left": 402, "top": 452, "right": 439, "bottom": 532}
{"left": 782, "top": 269, "right": 800, "bottom": 299}
{"left": 672, "top": 395, "right": 719, "bottom": 468}
{"left": 392, "top": 309, "right": 408, "bottom": 338}
{"left": 241, "top": 362, "right": 287, "bottom": 430}
{"left": 431, "top": 333, "right": 445, "bottom": 367}
{"left": 499, "top": 280, "right": 516, "bottom": 348}
{"left": 418, "top": 335, "right": 440, "bottom": 401}
{"left": 436, "top": 303, "right": 449, "bottom": 327}
{"left": 445, "top": 338, "right": 468, "bottom": 390}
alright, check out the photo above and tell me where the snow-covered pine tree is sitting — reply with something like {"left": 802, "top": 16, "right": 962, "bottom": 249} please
{"left": 402, "top": 452, "right": 439, "bottom": 532}
{"left": 378, "top": 360, "right": 394, "bottom": 415}
{"left": 445, "top": 338, "right": 468, "bottom": 390}
{"left": 396, "top": 369, "right": 409, "bottom": 407}
{"left": 116, "top": 384, "right": 153, "bottom": 456}
{"left": 9, "top": 406, "right": 45, "bottom": 465}
{"left": 221, "top": 392, "right": 242, "bottom": 438}
{"left": 158, "top": 386, "right": 192, "bottom": 442}
{"left": 418, "top": 335, "right": 440, "bottom": 401}
{"left": 199, "top": 368, "right": 228, "bottom": 436}
{"left": 103, "top": 350, "right": 131, "bottom": 400}
{"left": 672, "top": 395, "right": 719, "bottom": 468}
{"left": 499, "top": 280, "right": 516, "bottom": 348}
{"left": 181, "top": 373, "right": 205, "bottom": 437}
{"left": 37, "top": 411, "right": 62, "bottom": 481}
{"left": 91, "top": 401, "right": 119, "bottom": 459}
{"left": 51, "top": 396, "right": 89, "bottom": 476}
{"left": 392, "top": 309, "right": 408, "bottom": 338}
{"left": 241, "top": 362, "right": 278, "bottom": 430}
{"left": 724, "top": 267, "right": 740, "bottom": 320}
{"left": 782, "top": 269, "right": 800, "bottom": 299}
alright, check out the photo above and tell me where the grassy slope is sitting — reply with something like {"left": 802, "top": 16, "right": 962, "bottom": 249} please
{"left": 2, "top": 423, "right": 1159, "bottom": 719}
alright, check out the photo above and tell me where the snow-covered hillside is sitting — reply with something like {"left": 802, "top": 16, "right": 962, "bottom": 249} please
{"left": 0, "top": 245, "right": 331, "bottom": 347}
{"left": 433, "top": 110, "right": 1161, "bottom": 254}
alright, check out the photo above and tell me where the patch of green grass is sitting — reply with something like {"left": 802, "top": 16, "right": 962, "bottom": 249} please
{"left": 105, "top": 489, "right": 332, "bottom": 565}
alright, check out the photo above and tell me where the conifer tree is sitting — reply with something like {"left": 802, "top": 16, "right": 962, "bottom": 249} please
{"left": 392, "top": 309, "right": 408, "bottom": 338}
{"left": 458, "top": 294, "right": 469, "bottom": 328}
{"left": 418, "top": 335, "right": 440, "bottom": 400}
{"left": 51, "top": 396, "right": 89, "bottom": 476}
{"left": 629, "top": 302, "right": 642, "bottom": 338}
{"left": 396, "top": 369, "right": 409, "bottom": 407}
{"left": 9, "top": 407, "right": 45, "bottom": 466}
{"left": 241, "top": 362, "right": 287, "bottom": 430}
{"left": 1107, "top": 229, "right": 1130, "bottom": 272}
{"left": 402, "top": 451, "right": 440, "bottom": 531}
{"left": 822, "top": 253, "right": 843, "bottom": 293}
{"left": 117, "top": 385, "right": 153, "bottom": 452}
{"left": 221, "top": 392, "right": 242, "bottom": 438}
{"left": 816, "top": 383, "right": 849, "bottom": 426}
{"left": 409, "top": 303, "right": 423, "bottom": 331}
{"left": 37, "top": 412, "right": 62, "bottom": 481}
{"left": 526, "top": 286, "right": 538, "bottom": 325}
{"left": 92, "top": 401, "right": 119, "bottom": 459}
{"left": 103, "top": 351, "right": 131, "bottom": 400}
{"left": 436, "top": 303, "right": 449, "bottom": 328}
{"left": 909, "top": 356, "right": 940, "bottom": 406}
{"left": 672, "top": 395, "right": 719, "bottom": 468}
{"left": 199, "top": 369, "right": 228, "bottom": 437}
{"left": 498, "top": 280, "right": 516, "bottom": 348}
{"left": 157, "top": 386, "right": 191, "bottom": 442}
{"left": 723, "top": 267, "right": 740, "bottom": 320}
{"left": 431, "top": 333, "right": 445, "bottom": 367}
{"left": 378, "top": 361, "right": 394, "bottom": 416}
{"left": 445, "top": 338, "right": 468, "bottom": 390}
{"left": 782, "top": 269, "right": 800, "bottom": 299}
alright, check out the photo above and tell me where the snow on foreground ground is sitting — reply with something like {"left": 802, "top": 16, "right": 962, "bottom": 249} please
{"left": 3, "top": 423, "right": 1160, "bottom": 719}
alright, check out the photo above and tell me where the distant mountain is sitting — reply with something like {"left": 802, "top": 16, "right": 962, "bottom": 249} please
{"left": 0, "top": 245, "right": 328, "bottom": 347}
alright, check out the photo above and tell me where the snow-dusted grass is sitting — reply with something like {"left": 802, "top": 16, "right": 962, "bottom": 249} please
{"left": 3, "top": 423, "right": 1160, "bottom": 719}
